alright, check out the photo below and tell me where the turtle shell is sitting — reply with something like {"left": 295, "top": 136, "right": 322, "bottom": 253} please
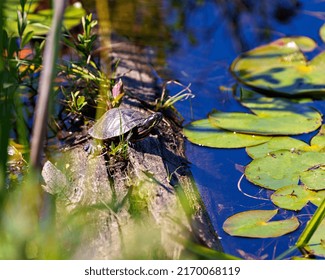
{"left": 88, "top": 108, "right": 146, "bottom": 140}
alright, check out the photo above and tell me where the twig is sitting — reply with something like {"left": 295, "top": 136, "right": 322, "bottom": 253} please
{"left": 30, "top": 0, "right": 67, "bottom": 169}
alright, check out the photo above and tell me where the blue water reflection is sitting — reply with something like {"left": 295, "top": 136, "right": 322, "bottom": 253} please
{"left": 164, "top": 0, "right": 325, "bottom": 259}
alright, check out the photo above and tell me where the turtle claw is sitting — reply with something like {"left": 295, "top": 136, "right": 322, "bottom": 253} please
{"left": 84, "top": 140, "right": 104, "bottom": 156}
{"left": 84, "top": 142, "right": 91, "bottom": 153}
{"left": 128, "top": 141, "right": 135, "bottom": 149}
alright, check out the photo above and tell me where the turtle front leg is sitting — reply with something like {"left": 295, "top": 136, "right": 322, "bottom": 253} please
{"left": 84, "top": 139, "right": 105, "bottom": 155}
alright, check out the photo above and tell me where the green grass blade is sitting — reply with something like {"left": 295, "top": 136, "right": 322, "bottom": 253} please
{"left": 296, "top": 197, "right": 325, "bottom": 248}
{"left": 178, "top": 238, "right": 241, "bottom": 260}
{"left": 276, "top": 198, "right": 325, "bottom": 259}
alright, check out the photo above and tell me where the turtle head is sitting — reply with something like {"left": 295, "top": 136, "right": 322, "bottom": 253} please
{"left": 136, "top": 112, "right": 162, "bottom": 140}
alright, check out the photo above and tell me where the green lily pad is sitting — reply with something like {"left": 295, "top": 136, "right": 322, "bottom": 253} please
{"left": 305, "top": 218, "right": 325, "bottom": 258}
{"left": 271, "top": 185, "right": 319, "bottom": 211}
{"left": 246, "top": 137, "right": 309, "bottom": 159}
{"left": 271, "top": 186, "right": 325, "bottom": 210}
{"left": 223, "top": 209, "right": 299, "bottom": 238}
{"left": 245, "top": 126, "right": 325, "bottom": 191}
{"left": 231, "top": 37, "right": 325, "bottom": 97}
{"left": 310, "top": 125, "right": 325, "bottom": 151}
{"left": 276, "top": 36, "right": 317, "bottom": 52}
{"left": 209, "top": 98, "right": 322, "bottom": 135}
{"left": 311, "top": 191, "right": 325, "bottom": 207}
{"left": 300, "top": 166, "right": 325, "bottom": 191}
{"left": 320, "top": 23, "right": 325, "bottom": 44}
{"left": 245, "top": 150, "right": 325, "bottom": 190}
{"left": 246, "top": 125, "right": 325, "bottom": 159}
{"left": 183, "top": 119, "right": 271, "bottom": 148}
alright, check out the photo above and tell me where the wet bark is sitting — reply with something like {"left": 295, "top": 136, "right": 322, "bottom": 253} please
{"left": 42, "top": 36, "right": 222, "bottom": 259}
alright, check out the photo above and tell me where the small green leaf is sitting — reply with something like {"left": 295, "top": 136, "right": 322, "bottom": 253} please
{"left": 223, "top": 209, "right": 299, "bottom": 238}
{"left": 77, "top": 95, "right": 85, "bottom": 107}
{"left": 24, "top": 22, "right": 50, "bottom": 35}
{"left": 21, "top": 30, "right": 34, "bottom": 48}
{"left": 183, "top": 119, "right": 271, "bottom": 148}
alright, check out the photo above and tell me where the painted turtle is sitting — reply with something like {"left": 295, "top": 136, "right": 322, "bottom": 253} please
{"left": 88, "top": 107, "right": 162, "bottom": 142}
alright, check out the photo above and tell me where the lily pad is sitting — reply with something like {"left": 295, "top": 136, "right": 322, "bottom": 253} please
{"left": 300, "top": 166, "right": 325, "bottom": 191}
{"left": 310, "top": 125, "right": 325, "bottom": 151}
{"left": 311, "top": 191, "right": 325, "bottom": 207}
{"left": 183, "top": 119, "right": 271, "bottom": 148}
{"left": 231, "top": 37, "right": 325, "bottom": 97}
{"left": 320, "top": 23, "right": 325, "bottom": 44}
{"left": 246, "top": 125, "right": 325, "bottom": 159}
{"left": 209, "top": 97, "right": 322, "bottom": 135}
{"left": 246, "top": 137, "right": 309, "bottom": 159}
{"left": 223, "top": 209, "right": 299, "bottom": 238}
{"left": 270, "top": 185, "right": 323, "bottom": 211}
{"left": 245, "top": 150, "right": 325, "bottom": 190}
{"left": 305, "top": 218, "right": 325, "bottom": 258}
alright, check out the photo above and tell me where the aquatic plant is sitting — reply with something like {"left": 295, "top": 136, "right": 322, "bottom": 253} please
{"left": 184, "top": 30, "right": 325, "bottom": 258}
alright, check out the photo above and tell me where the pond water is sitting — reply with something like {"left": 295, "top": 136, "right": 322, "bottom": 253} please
{"left": 106, "top": 0, "right": 325, "bottom": 259}
{"left": 160, "top": 0, "right": 325, "bottom": 259}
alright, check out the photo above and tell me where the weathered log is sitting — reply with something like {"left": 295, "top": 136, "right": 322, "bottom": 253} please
{"left": 42, "top": 37, "right": 222, "bottom": 259}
